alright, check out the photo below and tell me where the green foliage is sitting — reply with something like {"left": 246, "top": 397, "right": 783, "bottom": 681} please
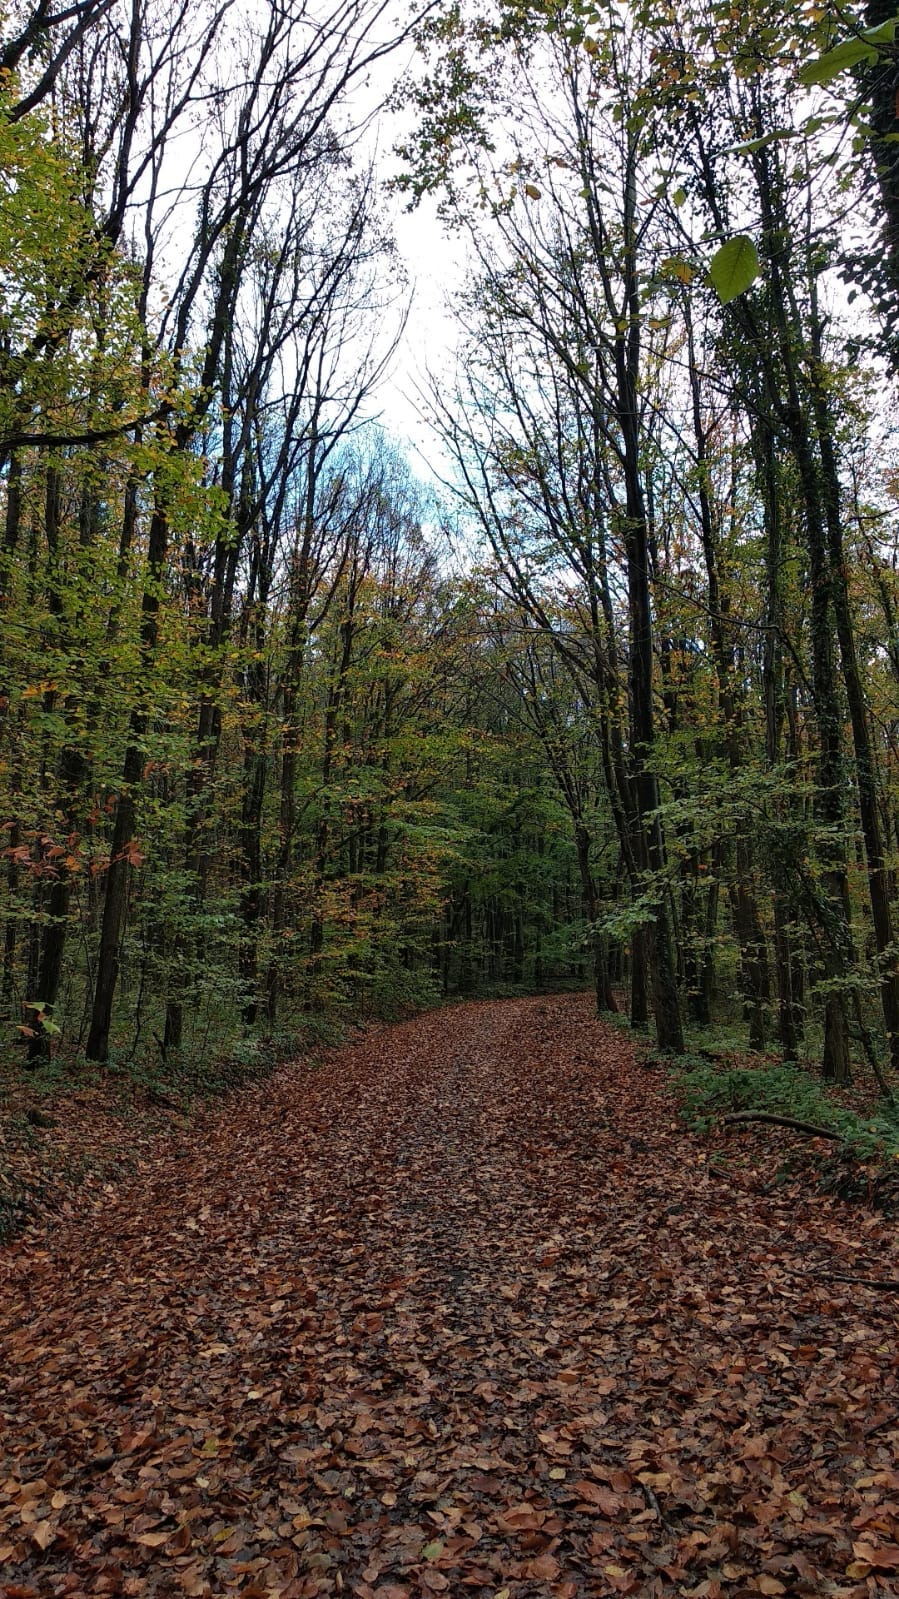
{"left": 708, "top": 236, "right": 761, "bottom": 305}
{"left": 367, "top": 965, "right": 442, "bottom": 1020}
{"left": 676, "top": 1058, "right": 899, "bottom": 1161}
{"left": 0, "top": 80, "right": 150, "bottom": 452}
{"left": 799, "top": 15, "right": 899, "bottom": 87}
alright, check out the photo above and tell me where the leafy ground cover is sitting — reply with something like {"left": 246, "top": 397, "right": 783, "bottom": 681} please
{"left": 0, "top": 1075, "right": 187, "bottom": 1248}
{"left": 0, "top": 1036, "right": 291, "bottom": 1246}
{"left": 674, "top": 1056, "right": 899, "bottom": 1167}
{"left": 1, "top": 994, "right": 898, "bottom": 1598}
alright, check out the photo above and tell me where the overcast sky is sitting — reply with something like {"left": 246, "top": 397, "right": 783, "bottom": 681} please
{"left": 348, "top": 53, "right": 469, "bottom": 486}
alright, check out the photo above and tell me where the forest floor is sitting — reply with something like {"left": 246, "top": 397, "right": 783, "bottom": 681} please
{"left": 1, "top": 993, "right": 898, "bottom": 1599}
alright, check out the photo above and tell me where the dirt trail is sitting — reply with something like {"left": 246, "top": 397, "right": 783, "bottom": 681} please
{"left": 1, "top": 994, "right": 898, "bottom": 1598}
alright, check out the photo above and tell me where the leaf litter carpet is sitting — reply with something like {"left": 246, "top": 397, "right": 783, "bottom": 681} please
{"left": 1, "top": 995, "right": 898, "bottom": 1599}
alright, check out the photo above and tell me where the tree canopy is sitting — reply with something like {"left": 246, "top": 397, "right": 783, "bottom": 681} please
{"left": 1, "top": 0, "right": 899, "bottom": 1098}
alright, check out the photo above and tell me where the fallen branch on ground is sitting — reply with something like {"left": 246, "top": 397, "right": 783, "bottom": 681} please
{"left": 722, "top": 1112, "right": 844, "bottom": 1140}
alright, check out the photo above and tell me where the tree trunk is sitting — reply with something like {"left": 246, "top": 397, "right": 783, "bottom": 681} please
{"left": 810, "top": 329, "right": 899, "bottom": 1077}
{"left": 574, "top": 823, "right": 617, "bottom": 1013}
{"left": 87, "top": 495, "right": 170, "bottom": 1061}
{"left": 629, "top": 925, "right": 649, "bottom": 1029}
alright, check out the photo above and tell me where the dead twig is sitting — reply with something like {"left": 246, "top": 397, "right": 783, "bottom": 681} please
{"left": 864, "top": 1409, "right": 899, "bottom": 1438}
{"left": 785, "top": 1267, "right": 899, "bottom": 1293}
{"left": 639, "top": 1478, "right": 671, "bottom": 1528}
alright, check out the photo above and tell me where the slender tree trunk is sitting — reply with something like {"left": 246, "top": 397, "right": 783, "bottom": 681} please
{"left": 801, "top": 459, "right": 854, "bottom": 1084}
{"left": 87, "top": 495, "right": 170, "bottom": 1062}
{"left": 615, "top": 186, "right": 683, "bottom": 1050}
{"left": 27, "top": 731, "right": 84, "bottom": 1063}
{"left": 239, "top": 718, "right": 268, "bottom": 1026}
{"left": 574, "top": 823, "right": 617, "bottom": 1013}
{"left": 26, "top": 466, "right": 84, "bottom": 1061}
{"left": 810, "top": 329, "right": 899, "bottom": 1077}
{"left": 863, "top": 0, "right": 899, "bottom": 335}
{"left": 623, "top": 495, "right": 682, "bottom": 1051}
{"left": 685, "top": 308, "right": 771, "bottom": 1043}
{"left": 1, "top": 455, "right": 25, "bottom": 1011}
{"left": 754, "top": 150, "right": 854, "bottom": 1081}
{"left": 629, "top": 925, "right": 649, "bottom": 1029}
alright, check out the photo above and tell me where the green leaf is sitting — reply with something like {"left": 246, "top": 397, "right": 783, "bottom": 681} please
{"left": 672, "top": 186, "right": 686, "bottom": 207}
{"left": 799, "top": 16, "right": 898, "bottom": 86}
{"left": 709, "top": 235, "right": 760, "bottom": 304}
{"left": 800, "top": 37, "right": 878, "bottom": 83}
{"left": 422, "top": 1540, "right": 444, "bottom": 1561}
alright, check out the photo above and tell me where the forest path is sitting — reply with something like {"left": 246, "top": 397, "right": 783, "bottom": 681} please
{"left": 1, "top": 994, "right": 898, "bottom": 1598}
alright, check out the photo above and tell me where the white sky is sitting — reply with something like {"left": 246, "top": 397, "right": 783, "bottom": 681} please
{"left": 346, "top": 50, "right": 470, "bottom": 487}
{"left": 377, "top": 193, "right": 465, "bottom": 475}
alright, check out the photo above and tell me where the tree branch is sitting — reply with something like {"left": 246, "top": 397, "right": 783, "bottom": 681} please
{"left": 722, "top": 1111, "right": 844, "bottom": 1140}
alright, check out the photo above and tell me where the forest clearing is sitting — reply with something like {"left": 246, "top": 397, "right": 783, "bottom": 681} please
{"left": 1, "top": 994, "right": 899, "bottom": 1599}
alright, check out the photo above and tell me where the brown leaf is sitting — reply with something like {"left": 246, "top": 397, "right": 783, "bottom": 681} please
{"left": 3, "top": 996, "right": 898, "bottom": 1599}
{"left": 419, "top": 1571, "right": 450, "bottom": 1593}
{"left": 523, "top": 1553, "right": 560, "bottom": 1580}
{"left": 572, "top": 1481, "right": 623, "bottom": 1516}
{"left": 852, "top": 1541, "right": 899, "bottom": 1569}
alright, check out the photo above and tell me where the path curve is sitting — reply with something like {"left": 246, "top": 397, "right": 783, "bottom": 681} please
{"left": 1, "top": 995, "right": 898, "bottom": 1597}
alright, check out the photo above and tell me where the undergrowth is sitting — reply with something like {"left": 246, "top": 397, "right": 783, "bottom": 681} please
{"left": 675, "top": 1055, "right": 899, "bottom": 1163}
{"left": 103, "top": 1014, "right": 348, "bottom": 1104}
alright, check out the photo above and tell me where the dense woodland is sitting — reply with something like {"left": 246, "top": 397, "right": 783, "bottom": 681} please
{"left": 1, "top": 0, "right": 899, "bottom": 1089}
